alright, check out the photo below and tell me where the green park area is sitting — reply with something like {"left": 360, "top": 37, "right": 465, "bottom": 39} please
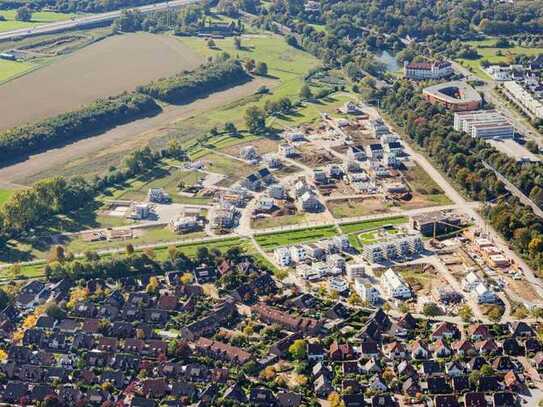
{"left": 255, "top": 225, "right": 338, "bottom": 251}
{"left": 456, "top": 38, "right": 543, "bottom": 79}
{"left": 175, "top": 33, "right": 326, "bottom": 131}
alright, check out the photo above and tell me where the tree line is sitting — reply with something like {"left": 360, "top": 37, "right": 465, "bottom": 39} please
{"left": 0, "top": 93, "right": 160, "bottom": 164}
{"left": 44, "top": 244, "right": 251, "bottom": 282}
{"left": 0, "top": 56, "right": 251, "bottom": 165}
{"left": 137, "top": 58, "right": 250, "bottom": 104}
{"left": 0, "top": 143, "right": 185, "bottom": 239}
{"left": 379, "top": 81, "right": 543, "bottom": 273}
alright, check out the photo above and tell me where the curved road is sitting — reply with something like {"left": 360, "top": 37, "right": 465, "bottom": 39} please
{"left": 0, "top": 0, "right": 198, "bottom": 41}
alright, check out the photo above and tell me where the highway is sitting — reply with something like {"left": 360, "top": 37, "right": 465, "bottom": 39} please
{"left": 0, "top": 0, "right": 198, "bottom": 41}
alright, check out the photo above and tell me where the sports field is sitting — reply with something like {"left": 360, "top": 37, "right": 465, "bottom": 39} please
{"left": 0, "top": 9, "right": 75, "bottom": 32}
{"left": 0, "top": 32, "right": 203, "bottom": 129}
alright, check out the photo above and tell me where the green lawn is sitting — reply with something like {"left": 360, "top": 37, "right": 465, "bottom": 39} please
{"left": 273, "top": 93, "right": 354, "bottom": 128}
{"left": 255, "top": 225, "right": 338, "bottom": 251}
{"left": 0, "top": 188, "right": 14, "bottom": 206}
{"left": 0, "top": 9, "right": 76, "bottom": 32}
{"left": 340, "top": 216, "right": 408, "bottom": 235}
{"left": 66, "top": 226, "right": 207, "bottom": 254}
{"left": 358, "top": 228, "right": 398, "bottom": 245}
{"left": 456, "top": 38, "right": 543, "bottom": 80}
{"left": 103, "top": 165, "right": 212, "bottom": 205}
{"left": 177, "top": 33, "right": 320, "bottom": 128}
{"left": 0, "top": 59, "right": 34, "bottom": 82}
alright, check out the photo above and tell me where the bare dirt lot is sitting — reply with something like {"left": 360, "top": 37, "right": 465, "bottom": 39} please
{"left": 0, "top": 32, "right": 203, "bottom": 129}
{"left": 327, "top": 196, "right": 389, "bottom": 218}
{"left": 220, "top": 137, "right": 280, "bottom": 157}
{"left": 0, "top": 78, "right": 272, "bottom": 185}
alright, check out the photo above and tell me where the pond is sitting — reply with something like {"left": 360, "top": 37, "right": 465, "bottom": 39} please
{"left": 375, "top": 50, "right": 401, "bottom": 73}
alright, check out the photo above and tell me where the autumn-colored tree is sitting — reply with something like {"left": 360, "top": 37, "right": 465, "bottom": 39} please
{"left": 327, "top": 392, "right": 345, "bottom": 407}
{"left": 180, "top": 273, "right": 193, "bottom": 285}
{"left": 146, "top": 276, "right": 159, "bottom": 294}
{"left": 289, "top": 339, "right": 307, "bottom": 360}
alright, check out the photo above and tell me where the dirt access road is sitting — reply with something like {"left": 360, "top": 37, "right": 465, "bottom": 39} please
{"left": 0, "top": 78, "right": 272, "bottom": 185}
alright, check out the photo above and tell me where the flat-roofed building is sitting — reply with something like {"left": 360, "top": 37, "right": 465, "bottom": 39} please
{"left": 453, "top": 110, "right": 514, "bottom": 139}
{"left": 362, "top": 233, "right": 423, "bottom": 263}
{"left": 502, "top": 80, "right": 543, "bottom": 120}
{"left": 410, "top": 211, "right": 462, "bottom": 237}
{"left": 381, "top": 269, "right": 412, "bottom": 299}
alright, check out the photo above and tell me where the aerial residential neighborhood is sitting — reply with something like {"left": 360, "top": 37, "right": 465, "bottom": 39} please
{"left": 0, "top": 0, "right": 543, "bottom": 406}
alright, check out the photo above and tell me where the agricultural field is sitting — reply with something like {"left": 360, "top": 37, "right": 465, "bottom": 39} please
{"left": 0, "top": 32, "right": 203, "bottom": 129}
{"left": 456, "top": 38, "right": 543, "bottom": 79}
{"left": 0, "top": 30, "right": 321, "bottom": 186}
{"left": 0, "top": 9, "right": 76, "bottom": 32}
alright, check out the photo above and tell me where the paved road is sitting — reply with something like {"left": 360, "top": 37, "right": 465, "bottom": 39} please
{"left": 371, "top": 101, "right": 543, "bottom": 304}
{"left": 0, "top": 0, "right": 198, "bottom": 41}
{"left": 450, "top": 60, "right": 543, "bottom": 149}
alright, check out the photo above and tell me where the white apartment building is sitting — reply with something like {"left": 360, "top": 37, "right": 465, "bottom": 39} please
{"left": 502, "top": 81, "right": 543, "bottom": 120}
{"left": 289, "top": 245, "right": 307, "bottom": 263}
{"left": 312, "top": 261, "right": 330, "bottom": 277}
{"left": 381, "top": 268, "right": 412, "bottom": 299}
{"left": 354, "top": 278, "right": 381, "bottom": 304}
{"left": 486, "top": 65, "right": 512, "bottom": 81}
{"left": 330, "top": 277, "right": 349, "bottom": 293}
{"left": 362, "top": 233, "right": 423, "bottom": 263}
{"left": 453, "top": 110, "right": 514, "bottom": 139}
{"left": 474, "top": 282, "right": 497, "bottom": 304}
{"left": 463, "top": 271, "right": 481, "bottom": 291}
{"left": 327, "top": 253, "right": 346, "bottom": 272}
{"left": 278, "top": 143, "right": 297, "bottom": 158}
{"left": 274, "top": 247, "right": 291, "bottom": 267}
{"left": 169, "top": 216, "right": 200, "bottom": 233}
{"left": 296, "top": 264, "right": 321, "bottom": 281}
{"left": 404, "top": 60, "right": 453, "bottom": 80}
